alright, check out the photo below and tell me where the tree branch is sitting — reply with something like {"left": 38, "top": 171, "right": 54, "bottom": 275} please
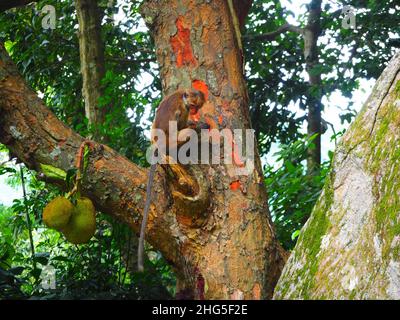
{"left": 0, "top": 43, "right": 208, "bottom": 271}
{"left": 106, "top": 56, "right": 156, "bottom": 65}
{"left": 0, "top": 0, "right": 33, "bottom": 12}
{"left": 244, "top": 23, "right": 304, "bottom": 42}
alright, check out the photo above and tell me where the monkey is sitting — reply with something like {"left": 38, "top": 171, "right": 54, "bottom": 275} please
{"left": 138, "top": 89, "right": 206, "bottom": 272}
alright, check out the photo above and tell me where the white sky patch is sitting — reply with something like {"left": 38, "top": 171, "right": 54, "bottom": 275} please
{"left": 0, "top": 153, "right": 21, "bottom": 206}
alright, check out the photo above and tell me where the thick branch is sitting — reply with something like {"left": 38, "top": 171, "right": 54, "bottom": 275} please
{"left": 244, "top": 23, "right": 304, "bottom": 42}
{"left": 106, "top": 56, "right": 156, "bottom": 65}
{"left": 0, "top": 43, "right": 207, "bottom": 270}
{"left": 0, "top": 0, "right": 32, "bottom": 12}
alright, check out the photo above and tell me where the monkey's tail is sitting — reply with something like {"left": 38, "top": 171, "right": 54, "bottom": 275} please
{"left": 138, "top": 163, "right": 156, "bottom": 272}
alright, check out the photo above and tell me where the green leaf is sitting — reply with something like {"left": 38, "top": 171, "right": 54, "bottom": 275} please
{"left": 9, "top": 266, "right": 24, "bottom": 275}
{"left": 39, "top": 164, "right": 67, "bottom": 180}
{"left": 291, "top": 230, "right": 301, "bottom": 241}
{"left": 83, "top": 145, "right": 90, "bottom": 173}
{"left": 34, "top": 252, "right": 50, "bottom": 265}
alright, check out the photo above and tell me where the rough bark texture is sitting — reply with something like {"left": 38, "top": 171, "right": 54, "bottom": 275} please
{"left": 74, "top": 0, "right": 106, "bottom": 132}
{"left": 274, "top": 51, "right": 400, "bottom": 299}
{"left": 0, "top": 0, "right": 286, "bottom": 299}
{"left": 304, "top": 0, "right": 322, "bottom": 174}
{"left": 140, "top": 0, "right": 286, "bottom": 299}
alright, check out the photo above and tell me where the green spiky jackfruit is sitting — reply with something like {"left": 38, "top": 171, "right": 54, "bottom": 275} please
{"left": 62, "top": 197, "right": 96, "bottom": 244}
{"left": 42, "top": 196, "right": 74, "bottom": 231}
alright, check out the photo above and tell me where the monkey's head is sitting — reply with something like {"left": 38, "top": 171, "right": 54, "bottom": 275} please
{"left": 183, "top": 89, "right": 205, "bottom": 114}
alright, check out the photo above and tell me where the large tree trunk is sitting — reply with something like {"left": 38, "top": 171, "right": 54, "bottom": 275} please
{"left": 274, "top": 51, "right": 400, "bottom": 299}
{"left": 139, "top": 0, "right": 286, "bottom": 299}
{"left": 0, "top": 0, "right": 286, "bottom": 299}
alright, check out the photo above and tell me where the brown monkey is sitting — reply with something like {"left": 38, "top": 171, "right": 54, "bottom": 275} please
{"left": 138, "top": 89, "right": 206, "bottom": 272}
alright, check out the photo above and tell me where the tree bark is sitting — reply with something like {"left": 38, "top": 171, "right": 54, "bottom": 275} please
{"left": 142, "top": 0, "right": 287, "bottom": 299}
{"left": 274, "top": 51, "right": 400, "bottom": 299}
{"left": 0, "top": 0, "right": 286, "bottom": 299}
{"left": 304, "top": 0, "right": 322, "bottom": 175}
{"left": 74, "top": 0, "right": 106, "bottom": 138}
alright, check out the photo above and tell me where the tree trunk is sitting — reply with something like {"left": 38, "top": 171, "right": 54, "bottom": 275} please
{"left": 0, "top": 0, "right": 286, "bottom": 299}
{"left": 304, "top": 0, "right": 322, "bottom": 174}
{"left": 274, "top": 51, "right": 400, "bottom": 299}
{"left": 75, "top": 0, "right": 106, "bottom": 140}
{"left": 138, "top": 0, "right": 286, "bottom": 299}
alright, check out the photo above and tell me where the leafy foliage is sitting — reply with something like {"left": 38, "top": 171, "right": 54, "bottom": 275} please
{"left": 0, "top": 157, "right": 173, "bottom": 299}
{"left": 244, "top": 0, "right": 400, "bottom": 155}
{"left": 0, "top": 0, "right": 156, "bottom": 164}
{"left": 265, "top": 135, "right": 333, "bottom": 250}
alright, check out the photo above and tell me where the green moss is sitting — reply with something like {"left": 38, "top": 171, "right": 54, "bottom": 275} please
{"left": 363, "top": 87, "right": 400, "bottom": 260}
{"left": 278, "top": 174, "right": 333, "bottom": 299}
{"left": 394, "top": 80, "right": 400, "bottom": 95}
{"left": 277, "top": 82, "right": 400, "bottom": 298}
{"left": 392, "top": 245, "right": 400, "bottom": 260}
{"left": 349, "top": 289, "right": 357, "bottom": 300}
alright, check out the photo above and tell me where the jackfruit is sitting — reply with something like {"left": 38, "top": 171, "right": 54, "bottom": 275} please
{"left": 42, "top": 196, "right": 74, "bottom": 231}
{"left": 62, "top": 197, "right": 96, "bottom": 244}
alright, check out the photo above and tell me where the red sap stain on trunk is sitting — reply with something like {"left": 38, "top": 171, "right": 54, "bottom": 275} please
{"left": 192, "top": 80, "right": 209, "bottom": 100}
{"left": 230, "top": 180, "right": 241, "bottom": 191}
{"left": 170, "top": 17, "right": 197, "bottom": 67}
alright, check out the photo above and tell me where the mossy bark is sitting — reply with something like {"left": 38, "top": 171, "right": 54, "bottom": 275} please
{"left": 274, "top": 51, "right": 400, "bottom": 299}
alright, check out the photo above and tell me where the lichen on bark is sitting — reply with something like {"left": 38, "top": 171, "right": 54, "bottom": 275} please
{"left": 274, "top": 52, "right": 400, "bottom": 299}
